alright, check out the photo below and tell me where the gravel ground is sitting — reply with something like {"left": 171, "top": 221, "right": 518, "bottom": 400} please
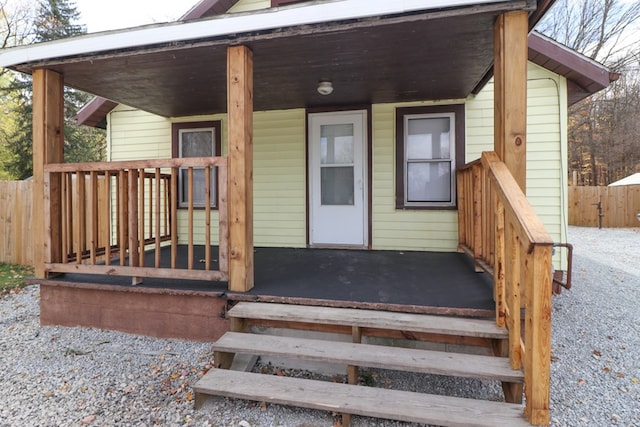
{"left": 550, "top": 227, "right": 640, "bottom": 427}
{"left": 0, "top": 225, "right": 638, "bottom": 426}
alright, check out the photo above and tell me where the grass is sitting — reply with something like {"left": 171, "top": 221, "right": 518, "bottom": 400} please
{"left": 0, "top": 263, "right": 34, "bottom": 297}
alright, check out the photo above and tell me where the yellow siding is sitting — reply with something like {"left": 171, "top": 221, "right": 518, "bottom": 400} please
{"left": 228, "top": 0, "right": 270, "bottom": 13}
{"left": 108, "top": 107, "right": 306, "bottom": 248}
{"left": 371, "top": 100, "right": 464, "bottom": 252}
{"left": 108, "top": 62, "right": 568, "bottom": 265}
{"left": 466, "top": 62, "right": 569, "bottom": 269}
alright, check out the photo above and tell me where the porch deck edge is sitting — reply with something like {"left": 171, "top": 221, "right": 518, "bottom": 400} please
{"left": 27, "top": 277, "right": 227, "bottom": 298}
{"left": 226, "top": 293, "right": 495, "bottom": 318}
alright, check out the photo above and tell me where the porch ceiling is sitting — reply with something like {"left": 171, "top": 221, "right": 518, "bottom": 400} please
{"left": 7, "top": 1, "right": 537, "bottom": 117}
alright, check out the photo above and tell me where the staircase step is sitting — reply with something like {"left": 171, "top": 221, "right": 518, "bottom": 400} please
{"left": 214, "top": 332, "right": 523, "bottom": 382}
{"left": 228, "top": 302, "right": 507, "bottom": 339}
{"left": 194, "top": 369, "right": 530, "bottom": 427}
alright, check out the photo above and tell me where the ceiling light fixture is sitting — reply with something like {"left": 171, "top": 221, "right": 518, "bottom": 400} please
{"left": 317, "top": 80, "right": 334, "bottom": 96}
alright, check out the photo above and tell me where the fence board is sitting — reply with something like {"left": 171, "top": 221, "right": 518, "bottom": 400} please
{"left": 569, "top": 186, "right": 640, "bottom": 228}
{"left": 0, "top": 178, "right": 111, "bottom": 267}
{"left": 0, "top": 180, "right": 34, "bottom": 266}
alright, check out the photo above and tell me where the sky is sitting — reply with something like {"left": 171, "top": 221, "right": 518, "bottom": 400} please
{"left": 73, "top": 0, "right": 191, "bottom": 33}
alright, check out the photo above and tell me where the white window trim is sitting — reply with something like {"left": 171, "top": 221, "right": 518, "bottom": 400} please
{"left": 403, "top": 112, "right": 456, "bottom": 208}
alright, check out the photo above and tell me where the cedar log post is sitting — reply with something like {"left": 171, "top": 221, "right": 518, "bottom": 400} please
{"left": 227, "top": 45, "right": 255, "bottom": 292}
{"left": 33, "top": 68, "right": 64, "bottom": 279}
{"left": 495, "top": 11, "right": 551, "bottom": 426}
{"left": 494, "top": 11, "right": 528, "bottom": 193}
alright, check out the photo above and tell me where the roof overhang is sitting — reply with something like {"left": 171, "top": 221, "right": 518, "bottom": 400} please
{"left": 1, "top": 0, "right": 541, "bottom": 118}
{"left": 528, "top": 31, "right": 619, "bottom": 105}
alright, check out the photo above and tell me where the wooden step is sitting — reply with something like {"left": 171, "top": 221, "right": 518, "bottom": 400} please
{"left": 228, "top": 302, "right": 507, "bottom": 339}
{"left": 214, "top": 332, "right": 523, "bottom": 383}
{"left": 194, "top": 369, "right": 530, "bottom": 427}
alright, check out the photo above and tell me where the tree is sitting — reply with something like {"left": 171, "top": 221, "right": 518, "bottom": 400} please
{"left": 537, "top": 0, "right": 640, "bottom": 185}
{"left": 0, "top": 0, "right": 105, "bottom": 180}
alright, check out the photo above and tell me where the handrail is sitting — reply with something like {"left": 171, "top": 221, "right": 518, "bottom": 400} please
{"left": 43, "top": 156, "right": 229, "bottom": 284}
{"left": 457, "top": 151, "right": 553, "bottom": 426}
{"left": 481, "top": 152, "right": 553, "bottom": 248}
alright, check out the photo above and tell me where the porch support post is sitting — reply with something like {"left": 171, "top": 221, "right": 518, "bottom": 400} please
{"left": 227, "top": 45, "right": 254, "bottom": 292}
{"left": 494, "top": 11, "right": 528, "bottom": 193}
{"left": 33, "top": 68, "right": 64, "bottom": 278}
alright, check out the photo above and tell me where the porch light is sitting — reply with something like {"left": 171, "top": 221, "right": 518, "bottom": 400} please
{"left": 317, "top": 80, "right": 333, "bottom": 95}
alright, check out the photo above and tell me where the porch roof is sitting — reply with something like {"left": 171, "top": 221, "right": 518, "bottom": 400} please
{"left": 0, "top": 0, "right": 545, "bottom": 117}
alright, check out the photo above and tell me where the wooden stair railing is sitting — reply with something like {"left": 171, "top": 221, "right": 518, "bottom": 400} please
{"left": 458, "top": 151, "right": 553, "bottom": 426}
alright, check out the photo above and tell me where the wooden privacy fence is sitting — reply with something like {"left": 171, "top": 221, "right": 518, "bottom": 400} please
{"left": 0, "top": 180, "right": 34, "bottom": 266}
{"left": 569, "top": 185, "right": 640, "bottom": 228}
{"left": 0, "top": 179, "right": 113, "bottom": 267}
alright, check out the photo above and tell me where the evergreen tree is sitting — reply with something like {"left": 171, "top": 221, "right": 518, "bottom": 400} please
{"left": 35, "top": 0, "right": 85, "bottom": 41}
{"left": 1, "top": 0, "right": 105, "bottom": 180}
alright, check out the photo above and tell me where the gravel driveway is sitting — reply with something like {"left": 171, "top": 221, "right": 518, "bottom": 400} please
{"left": 0, "top": 226, "right": 638, "bottom": 426}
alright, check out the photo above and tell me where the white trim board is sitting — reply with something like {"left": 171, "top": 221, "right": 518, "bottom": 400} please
{"left": 0, "top": 0, "right": 529, "bottom": 68}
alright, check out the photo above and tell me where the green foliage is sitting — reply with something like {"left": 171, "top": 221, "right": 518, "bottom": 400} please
{"left": 0, "top": 0, "right": 105, "bottom": 179}
{"left": 0, "top": 263, "right": 34, "bottom": 296}
{"left": 35, "top": 0, "right": 86, "bottom": 41}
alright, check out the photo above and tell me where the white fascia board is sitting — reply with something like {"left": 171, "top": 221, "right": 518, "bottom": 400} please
{"left": 0, "top": 0, "right": 519, "bottom": 68}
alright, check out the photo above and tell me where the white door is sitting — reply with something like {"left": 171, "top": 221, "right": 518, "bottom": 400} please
{"left": 309, "top": 111, "right": 367, "bottom": 247}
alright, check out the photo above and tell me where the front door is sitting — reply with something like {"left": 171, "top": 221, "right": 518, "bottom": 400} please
{"left": 308, "top": 110, "right": 367, "bottom": 247}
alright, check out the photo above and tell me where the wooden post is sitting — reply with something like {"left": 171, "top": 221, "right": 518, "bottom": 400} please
{"left": 524, "top": 244, "right": 552, "bottom": 425}
{"left": 494, "top": 11, "right": 528, "bottom": 193}
{"left": 227, "top": 45, "right": 254, "bottom": 292}
{"left": 33, "top": 69, "right": 64, "bottom": 278}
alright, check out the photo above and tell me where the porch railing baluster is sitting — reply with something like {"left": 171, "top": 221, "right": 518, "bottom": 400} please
{"left": 104, "top": 171, "right": 112, "bottom": 266}
{"left": 205, "top": 166, "right": 211, "bottom": 271}
{"left": 187, "top": 167, "right": 194, "bottom": 270}
{"left": 76, "top": 171, "right": 85, "bottom": 264}
{"left": 155, "top": 168, "right": 161, "bottom": 268}
{"left": 41, "top": 158, "right": 229, "bottom": 283}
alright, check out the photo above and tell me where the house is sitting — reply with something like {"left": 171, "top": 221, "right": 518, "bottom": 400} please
{"left": 609, "top": 172, "right": 640, "bottom": 187}
{"left": 0, "top": 0, "right": 617, "bottom": 425}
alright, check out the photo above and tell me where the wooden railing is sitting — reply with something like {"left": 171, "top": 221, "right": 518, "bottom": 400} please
{"left": 458, "top": 151, "right": 553, "bottom": 426}
{"left": 43, "top": 157, "right": 228, "bottom": 284}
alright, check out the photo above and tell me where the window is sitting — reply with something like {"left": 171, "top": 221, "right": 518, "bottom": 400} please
{"left": 395, "top": 105, "right": 464, "bottom": 209}
{"left": 171, "top": 121, "right": 221, "bottom": 208}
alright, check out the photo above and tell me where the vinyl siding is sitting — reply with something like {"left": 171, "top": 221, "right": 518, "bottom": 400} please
{"left": 107, "top": 63, "right": 568, "bottom": 267}
{"left": 108, "top": 107, "right": 306, "bottom": 247}
{"left": 228, "top": 0, "right": 270, "bottom": 13}
{"left": 466, "top": 62, "right": 569, "bottom": 269}
{"left": 372, "top": 100, "right": 464, "bottom": 252}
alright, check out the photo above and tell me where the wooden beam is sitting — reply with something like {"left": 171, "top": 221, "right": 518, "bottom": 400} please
{"left": 227, "top": 45, "right": 254, "bottom": 292}
{"left": 32, "top": 69, "right": 64, "bottom": 278}
{"left": 523, "top": 244, "right": 552, "bottom": 425}
{"left": 494, "top": 11, "right": 528, "bottom": 193}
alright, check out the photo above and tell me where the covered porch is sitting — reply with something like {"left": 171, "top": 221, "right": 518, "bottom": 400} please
{"left": 2, "top": 0, "right": 555, "bottom": 424}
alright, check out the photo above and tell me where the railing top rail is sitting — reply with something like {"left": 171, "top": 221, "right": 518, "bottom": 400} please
{"left": 458, "top": 157, "right": 482, "bottom": 171}
{"left": 44, "top": 156, "right": 228, "bottom": 173}
{"left": 481, "top": 151, "right": 553, "bottom": 247}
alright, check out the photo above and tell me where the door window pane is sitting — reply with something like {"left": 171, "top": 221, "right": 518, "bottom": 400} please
{"left": 321, "top": 166, "right": 354, "bottom": 205}
{"left": 321, "top": 124, "right": 354, "bottom": 164}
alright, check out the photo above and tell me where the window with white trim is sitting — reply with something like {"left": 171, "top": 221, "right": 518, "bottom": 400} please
{"left": 171, "top": 121, "right": 221, "bottom": 208}
{"left": 396, "top": 105, "right": 464, "bottom": 209}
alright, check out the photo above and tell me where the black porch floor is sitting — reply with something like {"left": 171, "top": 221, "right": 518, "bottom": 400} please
{"left": 41, "top": 247, "right": 495, "bottom": 317}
